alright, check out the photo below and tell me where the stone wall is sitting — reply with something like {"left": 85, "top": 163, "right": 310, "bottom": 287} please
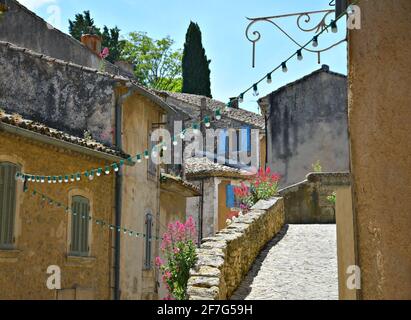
{"left": 278, "top": 172, "right": 350, "bottom": 224}
{"left": 187, "top": 197, "right": 284, "bottom": 300}
{"left": 0, "top": 41, "right": 118, "bottom": 145}
{"left": 260, "top": 65, "right": 349, "bottom": 188}
{"left": 0, "top": 130, "right": 116, "bottom": 300}
{"left": 0, "top": 0, "right": 123, "bottom": 76}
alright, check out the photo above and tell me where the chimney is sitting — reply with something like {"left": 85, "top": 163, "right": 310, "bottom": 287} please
{"left": 81, "top": 34, "right": 102, "bottom": 56}
{"left": 229, "top": 97, "right": 239, "bottom": 109}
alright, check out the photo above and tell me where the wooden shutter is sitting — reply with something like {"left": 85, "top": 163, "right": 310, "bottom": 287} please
{"left": 226, "top": 185, "right": 235, "bottom": 208}
{"left": 71, "top": 196, "right": 90, "bottom": 256}
{"left": 0, "top": 162, "right": 18, "bottom": 249}
{"left": 145, "top": 213, "right": 153, "bottom": 269}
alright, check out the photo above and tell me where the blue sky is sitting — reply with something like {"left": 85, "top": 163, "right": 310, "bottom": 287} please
{"left": 20, "top": 0, "right": 347, "bottom": 113}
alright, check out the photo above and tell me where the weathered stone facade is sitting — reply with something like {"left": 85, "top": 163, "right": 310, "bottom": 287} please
{"left": 187, "top": 197, "right": 284, "bottom": 300}
{"left": 0, "top": 127, "right": 118, "bottom": 300}
{"left": 0, "top": 41, "right": 118, "bottom": 145}
{"left": 259, "top": 65, "right": 349, "bottom": 188}
{"left": 278, "top": 172, "right": 350, "bottom": 224}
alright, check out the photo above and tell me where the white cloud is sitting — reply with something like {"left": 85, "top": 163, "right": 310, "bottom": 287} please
{"left": 18, "top": 0, "right": 57, "bottom": 10}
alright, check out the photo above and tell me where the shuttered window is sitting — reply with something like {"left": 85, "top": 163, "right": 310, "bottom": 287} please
{"left": 70, "top": 196, "right": 90, "bottom": 257}
{"left": 226, "top": 185, "right": 235, "bottom": 208}
{"left": 0, "top": 162, "right": 18, "bottom": 249}
{"left": 144, "top": 213, "right": 153, "bottom": 269}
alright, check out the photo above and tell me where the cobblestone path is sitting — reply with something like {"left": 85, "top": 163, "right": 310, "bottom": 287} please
{"left": 231, "top": 225, "right": 338, "bottom": 300}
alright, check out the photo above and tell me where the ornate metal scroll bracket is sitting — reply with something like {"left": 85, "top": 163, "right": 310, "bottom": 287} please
{"left": 246, "top": 8, "right": 347, "bottom": 67}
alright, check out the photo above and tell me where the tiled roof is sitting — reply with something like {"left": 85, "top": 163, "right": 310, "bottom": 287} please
{"left": 160, "top": 173, "right": 201, "bottom": 196}
{"left": 184, "top": 157, "right": 255, "bottom": 180}
{"left": 258, "top": 65, "right": 347, "bottom": 107}
{"left": 0, "top": 111, "right": 129, "bottom": 158}
{"left": 155, "top": 91, "right": 265, "bottom": 129}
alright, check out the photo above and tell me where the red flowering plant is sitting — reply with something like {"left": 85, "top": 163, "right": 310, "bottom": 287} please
{"left": 155, "top": 216, "right": 197, "bottom": 300}
{"left": 234, "top": 167, "right": 281, "bottom": 213}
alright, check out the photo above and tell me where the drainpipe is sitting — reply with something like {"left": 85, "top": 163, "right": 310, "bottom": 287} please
{"left": 114, "top": 84, "right": 136, "bottom": 300}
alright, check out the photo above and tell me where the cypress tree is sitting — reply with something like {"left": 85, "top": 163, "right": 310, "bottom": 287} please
{"left": 182, "top": 22, "right": 212, "bottom": 98}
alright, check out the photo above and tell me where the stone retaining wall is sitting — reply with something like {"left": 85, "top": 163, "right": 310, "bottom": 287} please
{"left": 278, "top": 172, "right": 350, "bottom": 224}
{"left": 187, "top": 197, "right": 285, "bottom": 300}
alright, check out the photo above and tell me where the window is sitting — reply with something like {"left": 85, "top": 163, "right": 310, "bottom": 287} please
{"left": 240, "top": 126, "right": 252, "bottom": 154}
{"left": 226, "top": 184, "right": 242, "bottom": 209}
{"left": 144, "top": 213, "right": 153, "bottom": 269}
{"left": 70, "top": 196, "right": 90, "bottom": 257}
{"left": 0, "top": 162, "right": 19, "bottom": 249}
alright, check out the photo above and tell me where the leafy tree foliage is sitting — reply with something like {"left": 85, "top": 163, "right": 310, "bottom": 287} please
{"left": 120, "top": 32, "right": 183, "bottom": 92}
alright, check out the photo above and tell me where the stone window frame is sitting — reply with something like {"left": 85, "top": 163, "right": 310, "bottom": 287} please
{"left": 143, "top": 210, "right": 154, "bottom": 270}
{"left": 66, "top": 188, "right": 94, "bottom": 260}
{"left": 0, "top": 154, "right": 25, "bottom": 254}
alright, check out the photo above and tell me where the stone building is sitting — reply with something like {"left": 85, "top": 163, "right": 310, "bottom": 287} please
{"left": 0, "top": 111, "right": 128, "bottom": 299}
{"left": 0, "top": 2, "right": 187, "bottom": 300}
{"left": 258, "top": 65, "right": 349, "bottom": 187}
{"left": 155, "top": 91, "right": 265, "bottom": 238}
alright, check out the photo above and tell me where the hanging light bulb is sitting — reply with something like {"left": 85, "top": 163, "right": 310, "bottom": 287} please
{"left": 36, "top": 176, "right": 40, "bottom": 183}
{"left": 76, "top": 173, "right": 81, "bottom": 181}
{"left": 137, "top": 154, "right": 142, "bottom": 163}
{"left": 204, "top": 116, "right": 211, "bottom": 128}
{"left": 40, "top": 176, "right": 45, "bottom": 184}
{"left": 172, "top": 139, "right": 178, "bottom": 146}
{"left": 239, "top": 93, "right": 244, "bottom": 103}
{"left": 58, "top": 176, "right": 63, "bottom": 183}
{"left": 312, "top": 35, "right": 319, "bottom": 47}
{"left": 113, "top": 163, "right": 119, "bottom": 172}
{"left": 297, "top": 49, "right": 303, "bottom": 61}
{"left": 88, "top": 170, "right": 94, "bottom": 181}
{"left": 48, "top": 177, "right": 52, "bottom": 184}
{"left": 144, "top": 150, "right": 150, "bottom": 159}
{"left": 192, "top": 123, "right": 200, "bottom": 135}
{"left": 105, "top": 166, "right": 110, "bottom": 175}
{"left": 97, "top": 168, "right": 102, "bottom": 177}
{"left": 253, "top": 84, "right": 259, "bottom": 96}
{"left": 64, "top": 176, "right": 69, "bottom": 183}
{"left": 215, "top": 109, "right": 222, "bottom": 121}
{"left": 70, "top": 175, "right": 75, "bottom": 182}
{"left": 330, "top": 20, "right": 338, "bottom": 33}
{"left": 162, "top": 144, "right": 168, "bottom": 151}
{"left": 282, "top": 62, "right": 288, "bottom": 73}
{"left": 266, "top": 73, "right": 272, "bottom": 84}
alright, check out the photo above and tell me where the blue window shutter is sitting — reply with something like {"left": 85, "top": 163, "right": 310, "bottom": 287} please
{"left": 240, "top": 126, "right": 251, "bottom": 153}
{"left": 218, "top": 129, "right": 227, "bottom": 156}
{"left": 247, "top": 126, "right": 251, "bottom": 153}
{"left": 226, "top": 185, "right": 235, "bottom": 208}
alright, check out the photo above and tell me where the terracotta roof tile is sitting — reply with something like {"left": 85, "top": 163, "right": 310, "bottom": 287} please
{"left": 0, "top": 111, "right": 129, "bottom": 158}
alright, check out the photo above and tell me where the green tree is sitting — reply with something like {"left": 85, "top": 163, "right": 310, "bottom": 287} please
{"left": 120, "top": 32, "right": 183, "bottom": 92}
{"left": 182, "top": 22, "right": 212, "bottom": 98}
{"left": 68, "top": 11, "right": 122, "bottom": 63}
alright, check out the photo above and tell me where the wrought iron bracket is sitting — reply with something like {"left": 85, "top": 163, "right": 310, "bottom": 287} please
{"left": 245, "top": 5, "right": 347, "bottom": 67}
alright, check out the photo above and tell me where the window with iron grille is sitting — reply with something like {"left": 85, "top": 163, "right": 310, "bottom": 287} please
{"left": 70, "top": 196, "right": 90, "bottom": 257}
{"left": 0, "top": 162, "right": 19, "bottom": 249}
{"left": 144, "top": 213, "right": 153, "bottom": 269}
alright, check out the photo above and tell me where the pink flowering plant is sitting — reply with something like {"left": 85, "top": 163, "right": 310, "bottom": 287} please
{"left": 234, "top": 167, "right": 281, "bottom": 213}
{"left": 155, "top": 216, "right": 198, "bottom": 300}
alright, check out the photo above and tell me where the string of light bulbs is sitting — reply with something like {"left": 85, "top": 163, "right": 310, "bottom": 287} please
{"left": 14, "top": 108, "right": 224, "bottom": 183}
{"left": 24, "top": 186, "right": 163, "bottom": 241}
{"left": 226, "top": 2, "right": 357, "bottom": 107}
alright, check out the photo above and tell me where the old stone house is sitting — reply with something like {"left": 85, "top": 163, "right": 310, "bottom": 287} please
{"left": 0, "top": 111, "right": 129, "bottom": 299}
{"left": 258, "top": 65, "right": 349, "bottom": 187}
{"left": 155, "top": 91, "right": 265, "bottom": 238}
{"left": 0, "top": 1, "right": 191, "bottom": 300}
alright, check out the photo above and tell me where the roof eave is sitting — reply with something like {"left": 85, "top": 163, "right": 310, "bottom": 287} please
{"left": 0, "top": 122, "right": 132, "bottom": 164}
